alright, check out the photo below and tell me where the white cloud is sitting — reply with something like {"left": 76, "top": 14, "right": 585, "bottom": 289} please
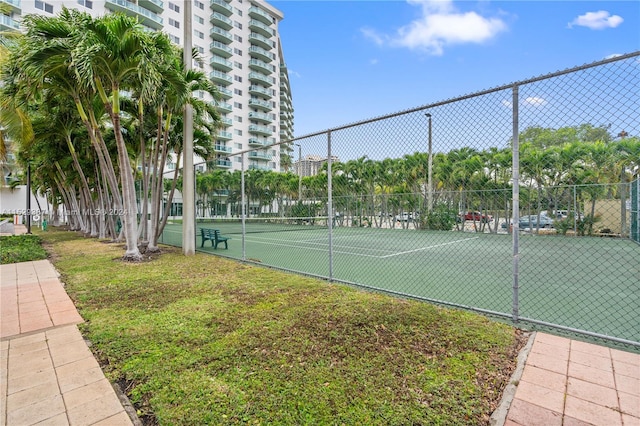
{"left": 568, "top": 11, "right": 623, "bottom": 30}
{"left": 501, "top": 100, "right": 512, "bottom": 108}
{"left": 370, "top": 58, "right": 379, "bottom": 65}
{"left": 288, "top": 69, "right": 302, "bottom": 78}
{"left": 605, "top": 53, "right": 623, "bottom": 60}
{"left": 361, "top": 0, "right": 507, "bottom": 55}
{"left": 524, "top": 97, "right": 547, "bottom": 106}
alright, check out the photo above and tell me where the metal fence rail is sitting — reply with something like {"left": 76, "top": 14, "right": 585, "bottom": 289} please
{"left": 172, "top": 52, "right": 640, "bottom": 348}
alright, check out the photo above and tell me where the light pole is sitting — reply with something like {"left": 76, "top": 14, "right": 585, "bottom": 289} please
{"left": 426, "top": 113, "right": 433, "bottom": 213}
{"left": 295, "top": 143, "right": 302, "bottom": 201}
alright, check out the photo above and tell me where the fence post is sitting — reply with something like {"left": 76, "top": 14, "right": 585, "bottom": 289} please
{"left": 241, "top": 153, "right": 246, "bottom": 261}
{"left": 512, "top": 84, "right": 520, "bottom": 323}
{"left": 327, "top": 131, "right": 334, "bottom": 281}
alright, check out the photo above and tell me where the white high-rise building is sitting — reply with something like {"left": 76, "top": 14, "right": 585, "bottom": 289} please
{"left": 1, "top": 0, "right": 295, "bottom": 173}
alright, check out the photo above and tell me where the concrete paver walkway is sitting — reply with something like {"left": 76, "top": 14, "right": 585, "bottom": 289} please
{"left": 1, "top": 259, "right": 134, "bottom": 426}
{"left": 506, "top": 332, "right": 640, "bottom": 426}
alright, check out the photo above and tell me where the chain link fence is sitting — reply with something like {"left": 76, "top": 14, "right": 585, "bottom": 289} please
{"left": 169, "top": 52, "right": 640, "bottom": 348}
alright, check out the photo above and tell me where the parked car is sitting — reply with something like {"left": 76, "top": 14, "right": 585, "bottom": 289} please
{"left": 460, "top": 211, "right": 493, "bottom": 223}
{"left": 518, "top": 215, "right": 555, "bottom": 229}
{"left": 396, "top": 212, "right": 419, "bottom": 222}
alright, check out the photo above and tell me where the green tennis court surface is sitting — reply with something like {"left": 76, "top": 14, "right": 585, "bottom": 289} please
{"left": 160, "top": 222, "right": 639, "bottom": 345}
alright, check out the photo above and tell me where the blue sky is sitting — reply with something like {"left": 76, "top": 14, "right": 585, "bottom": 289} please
{"left": 271, "top": 0, "right": 640, "bottom": 137}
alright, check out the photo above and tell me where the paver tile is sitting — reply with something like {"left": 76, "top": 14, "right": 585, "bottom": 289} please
{"left": 622, "top": 414, "right": 640, "bottom": 426}
{"left": 513, "top": 380, "right": 565, "bottom": 413}
{"left": 566, "top": 377, "right": 618, "bottom": 409}
{"left": 535, "top": 333, "right": 571, "bottom": 350}
{"left": 50, "top": 310, "right": 84, "bottom": 326}
{"left": 18, "top": 300, "right": 48, "bottom": 314}
{"left": 56, "top": 357, "right": 104, "bottom": 393}
{"left": 33, "top": 412, "right": 70, "bottom": 425}
{"left": 20, "top": 314, "right": 54, "bottom": 333}
{"left": 520, "top": 365, "right": 567, "bottom": 393}
{"left": 6, "top": 380, "right": 61, "bottom": 412}
{"left": 616, "top": 373, "right": 640, "bottom": 396}
{"left": 66, "top": 395, "right": 128, "bottom": 426}
{"left": 564, "top": 395, "right": 622, "bottom": 426}
{"left": 619, "top": 391, "right": 640, "bottom": 418}
{"left": 570, "top": 350, "right": 613, "bottom": 372}
{"left": 531, "top": 341, "right": 570, "bottom": 360}
{"left": 49, "top": 339, "right": 93, "bottom": 367}
{"left": 62, "top": 378, "right": 118, "bottom": 410}
{"left": 8, "top": 349, "right": 53, "bottom": 378}
{"left": 563, "top": 416, "right": 595, "bottom": 426}
{"left": 506, "top": 398, "right": 562, "bottom": 426}
{"left": 611, "top": 349, "right": 640, "bottom": 367}
{"left": 10, "top": 339, "right": 48, "bottom": 356}
{"left": 7, "top": 368, "right": 58, "bottom": 395}
{"left": 524, "top": 351, "right": 568, "bottom": 375}
{"left": 568, "top": 361, "right": 616, "bottom": 388}
{"left": 8, "top": 333, "right": 45, "bottom": 348}
{"left": 615, "top": 359, "right": 640, "bottom": 380}
{"left": 5, "top": 394, "right": 66, "bottom": 426}
{"left": 91, "top": 411, "right": 134, "bottom": 426}
{"left": 571, "top": 340, "right": 611, "bottom": 358}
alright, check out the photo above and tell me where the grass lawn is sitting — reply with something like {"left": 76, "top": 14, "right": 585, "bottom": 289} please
{"left": 0, "top": 234, "right": 48, "bottom": 264}
{"left": 42, "top": 228, "right": 526, "bottom": 425}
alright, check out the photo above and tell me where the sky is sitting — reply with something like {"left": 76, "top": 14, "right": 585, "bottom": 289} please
{"left": 270, "top": 0, "right": 640, "bottom": 138}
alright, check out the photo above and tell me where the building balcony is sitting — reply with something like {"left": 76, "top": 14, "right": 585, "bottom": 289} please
{"left": 248, "top": 138, "right": 268, "bottom": 147}
{"left": 248, "top": 46, "right": 274, "bottom": 63}
{"left": 210, "top": 70, "right": 232, "bottom": 85}
{"left": 215, "top": 144, "right": 233, "bottom": 153}
{"left": 217, "top": 131, "right": 233, "bottom": 141}
{"left": 210, "top": 12, "right": 232, "bottom": 30}
{"left": 209, "top": 0, "right": 232, "bottom": 17}
{"left": 0, "top": 14, "right": 19, "bottom": 31}
{"left": 249, "top": 164, "right": 271, "bottom": 171}
{"left": 249, "top": 124, "right": 273, "bottom": 136}
{"left": 248, "top": 19, "right": 274, "bottom": 38}
{"left": 210, "top": 26, "right": 232, "bottom": 44}
{"left": 210, "top": 41, "right": 232, "bottom": 58}
{"left": 210, "top": 56, "right": 233, "bottom": 72}
{"left": 105, "top": 0, "right": 163, "bottom": 29}
{"left": 139, "top": 0, "right": 163, "bottom": 14}
{"left": 248, "top": 72, "right": 274, "bottom": 87}
{"left": 216, "top": 101, "right": 233, "bottom": 113}
{"left": 216, "top": 159, "right": 232, "bottom": 168}
{"left": 249, "top": 85, "right": 273, "bottom": 99}
{"left": 1, "top": 0, "right": 21, "bottom": 13}
{"left": 248, "top": 6, "right": 272, "bottom": 25}
{"left": 248, "top": 99, "right": 273, "bottom": 111}
{"left": 219, "top": 117, "right": 233, "bottom": 127}
{"left": 249, "top": 32, "right": 273, "bottom": 50}
{"left": 249, "top": 151, "right": 272, "bottom": 161}
{"left": 248, "top": 59, "right": 274, "bottom": 75}
{"left": 249, "top": 111, "right": 272, "bottom": 124}
{"left": 280, "top": 101, "right": 292, "bottom": 111}
{"left": 216, "top": 86, "right": 232, "bottom": 99}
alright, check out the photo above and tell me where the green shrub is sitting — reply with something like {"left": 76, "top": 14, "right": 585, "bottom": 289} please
{"left": 0, "top": 235, "right": 48, "bottom": 264}
{"left": 421, "top": 204, "right": 458, "bottom": 231}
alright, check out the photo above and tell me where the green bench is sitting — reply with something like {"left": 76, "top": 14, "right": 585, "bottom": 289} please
{"left": 200, "top": 228, "right": 230, "bottom": 249}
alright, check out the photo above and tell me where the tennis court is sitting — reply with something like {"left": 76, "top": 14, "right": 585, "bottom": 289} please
{"left": 160, "top": 220, "right": 639, "bottom": 346}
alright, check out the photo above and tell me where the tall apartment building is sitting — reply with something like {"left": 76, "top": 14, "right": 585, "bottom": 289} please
{"left": 0, "top": 0, "right": 295, "bottom": 174}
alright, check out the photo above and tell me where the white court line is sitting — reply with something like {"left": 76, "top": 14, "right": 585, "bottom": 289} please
{"left": 379, "top": 237, "right": 479, "bottom": 258}
{"left": 241, "top": 236, "right": 479, "bottom": 258}
{"left": 242, "top": 234, "right": 398, "bottom": 254}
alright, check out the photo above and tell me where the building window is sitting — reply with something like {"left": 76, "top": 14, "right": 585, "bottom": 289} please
{"left": 168, "top": 2, "right": 180, "bottom": 12}
{"left": 234, "top": 129, "right": 243, "bottom": 136}
{"left": 169, "top": 35, "right": 180, "bottom": 44}
{"left": 234, "top": 116, "right": 242, "bottom": 122}
{"left": 234, "top": 21, "right": 242, "bottom": 30}
{"left": 77, "top": 0, "right": 93, "bottom": 9}
{"left": 233, "top": 48, "right": 242, "bottom": 56}
{"left": 233, "top": 35, "right": 242, "bottom": 43}
{"left": 194, "top": 1, "right": 205, "bottom": 10}
{"left": 194, "top": 30, "right": 204, "bottom": 39}
{"left": 169, "top": 18, "right": 180, "bottom": 29}
{"left": 233, "top": 102, "right": 242, "bottom": 109}
{"left": 234, "top": 75, "right": 242, "bottom": 83}
{"left": 195, "top": 15, "right": 204, "bottom": 25}
{"left": 234, "top": 89, "right": 242, "bottom": 96}
{"left": 235, "top": 143, "right": 243, "bottom": 149}
{"left": 235, "top": 9, "right": 243, "bottom": 16}
{"left": 196, "top": 46, "right": 204, "bottom": 54}
{"left": 35, "top": 0, "right": 54, "bottom": 13}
